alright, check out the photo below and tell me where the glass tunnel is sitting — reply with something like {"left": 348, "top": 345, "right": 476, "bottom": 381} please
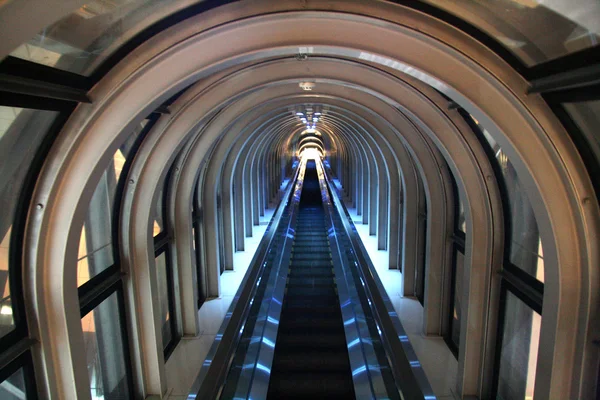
{"left": 0, "top": 1, "right": 599, "bottom": 399}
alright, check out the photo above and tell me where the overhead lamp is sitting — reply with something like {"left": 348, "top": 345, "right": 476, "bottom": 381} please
{"left": 296, "top": 112, "right": 304, "bottom": 116}
{"left": 314, "top": 112, "right": 322, "bottom": 116}
{"left": 299, "top": 82, "right": 316, "bottom": 91}
{"left": 312, "top": 117, "right": 318, "bottom": 121}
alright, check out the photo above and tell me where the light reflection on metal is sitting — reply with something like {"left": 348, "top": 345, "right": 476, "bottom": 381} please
{"left": 323, "top": 159, "right": 436, "bottom": 399}
{"left": 189, "top": 158, "right": 304, "bottom": 399}
{"left": 315, "top": 158, "right": 386, "bottom": 398}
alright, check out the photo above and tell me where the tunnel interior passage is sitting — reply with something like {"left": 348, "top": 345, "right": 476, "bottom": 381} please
{"left": 0, "top": 1, "right": 598, "bottom": 400}
{"left": 267, "top": 159, "right": 355, "bottom": 399}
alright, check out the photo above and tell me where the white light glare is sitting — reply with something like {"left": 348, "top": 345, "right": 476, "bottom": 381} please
{"left": 300, "top": 148, "right": 321, "bottom": 161}
{"left": 296, "top": 112, "right": 303, "bottom": 116}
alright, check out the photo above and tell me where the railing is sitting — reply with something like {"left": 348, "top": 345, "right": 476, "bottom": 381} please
{"left": 316, "top": 159, "right": 396, "bottom": 399}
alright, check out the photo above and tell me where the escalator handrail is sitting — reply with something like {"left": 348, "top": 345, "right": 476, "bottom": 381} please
{"left": 189, "top": 159, "right": 303, "bottom": 399}
{"left": 322, "top": 164, "right": 436, "bottom": 400}
{"left": 316, "top": 159, "right": 391, "bottom": 399}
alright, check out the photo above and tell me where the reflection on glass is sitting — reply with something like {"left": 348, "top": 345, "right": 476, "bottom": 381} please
{"left": 0, "top": 366, "right": 28, "bottom": 399}
{"left": 476, "top": 122, "right": 544, "bottom": 282}
{"left": 457, "top": 194, "right": 466, "bottom": 233}
{"left": 81, "top": 291, "right": 130, "bottom": 400}
{"left": 154, "top": 186, "right": 165, "bottom": 237}
{"left": 424, "top": 0, "right": 600, "bottom": 65}
{"left": 564, "top": 101, "right": 600, "bottom": 167}
{"left": 78, "top": 123, "right": 146, "bottom": 286}
{"left": 9, "top": 0, "right": 200, "bottom": 75}
{"left": 450, "top": 250, "right": 464, "bottom": 350}
{"left": 0, "top": 106, "right": 58, "bottom": 338}
{"left": 155, "top": 252, "right": 173, "bottom": 351}
{"left": 0, "top": 228, "right": 14, "bottom": 338}
{"left": 497, "top": 291, "right": 541, "bottom": 400}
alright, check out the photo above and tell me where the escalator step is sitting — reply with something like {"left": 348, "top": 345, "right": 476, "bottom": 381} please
{"left": 268, "top": 372, "right": 355, "bottom": 399}
{"left": 268, "top": 161, "right": 354, "bottom": 399}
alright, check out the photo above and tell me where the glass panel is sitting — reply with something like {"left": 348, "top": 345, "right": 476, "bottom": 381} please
{"left": 497, "top": 291, "right": 541, "bottom": 400}
{"left": 155, "top": 251, "right": 173, "bottom": 351}
{"left": 81, "top": 291, "right": 131, "bottom": 400}
{"left": 563, "top": 101, "right": 600, "bottom": 168}
{"left": 0, "top": 106, "right": 58, "bottom": 338}
{"left": 424, "top": 0, "right": 600, "bottom": 65}
{"left": 10, "top": 0, "right": 202, "bottom": 75}
{"left": 475, "top": 121, "right": 544, "bottom": 282}
{"left": 153, "top": 186, "right": 165, "bottom": 237}
{"left": 457, "top": 193, "right": 466, "bottom": 234}
{"left": 0, "top": 366, "right": 28, "bottom": 399}
{"left": 450, "top": 249, "right": 465, "bottom": 350}
{"left": 78, "top": 123, "right": 145, "bottom": 285}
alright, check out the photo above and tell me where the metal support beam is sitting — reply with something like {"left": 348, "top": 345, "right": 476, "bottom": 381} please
{"left": 0, "top": 73, "right": 91, "bottom": 103}
{"left": 528, "top": 64, "right": 600, "bottom": 94}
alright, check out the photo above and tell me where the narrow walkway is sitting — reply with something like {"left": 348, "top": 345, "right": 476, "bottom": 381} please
{"left": 165, "top": 208, "right": 275, "bottom": 399}
{"left": 345, "top": 206, "right": 458, "bottom": 400}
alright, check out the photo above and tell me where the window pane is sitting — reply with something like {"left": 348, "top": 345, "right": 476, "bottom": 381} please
{"left": 78, "top": 123, "right": 145, "bottom": 286}
{"left": 457, "top": 193, "right": 466, "bottom": 234}
{"left": 496, "top": 152, "right": 543, "bottom": 282}
{"left": 153, "top": 185, "right": 165, "bottom": 237}
{"left": 81, "top": 291, "right": 131, "bottom": 400}
{"left": 497, "top": 291, "right": 541, "bottom": 400}
{"left": 450, "top": 249, "right": 465, "bottom": 350}
{"left": 155, "top": 252, "right": 173, "bottom": 351}
{"left": 476, "top": 122, "right": 544, "bottom": 282}
{"left": 10, "top": 0, "right": 201, "bottom": 75}
{"left": 0, "top": 366, "right": 28, "bottom": 399}
{"left": 564, "top": 101, "right": 600, "bottom": 169}
{"left": 0, "top": 106, "right": 58, "bottom": 338}
{"left": 424, "top": 0, "right": 600, "bottom": 65}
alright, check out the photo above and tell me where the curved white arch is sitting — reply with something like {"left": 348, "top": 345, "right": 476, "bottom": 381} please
{"left": 23, "top": 8, "right": 598, "bottom": 400}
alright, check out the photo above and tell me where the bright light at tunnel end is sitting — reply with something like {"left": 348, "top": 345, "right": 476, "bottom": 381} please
{"left": 300, "top": 148, "right": 322, "bottom": 160}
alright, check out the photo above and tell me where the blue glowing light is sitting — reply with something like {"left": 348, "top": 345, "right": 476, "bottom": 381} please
{"left": 256, "top": 363, "right": 271, "bottom": 374}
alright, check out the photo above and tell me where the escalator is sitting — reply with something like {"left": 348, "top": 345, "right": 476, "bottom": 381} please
{"left": 192, "top": 157, "right": 434, "bottom": 400}
{"left": 267, "top": 160, "right": 355, "bottom": 398}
